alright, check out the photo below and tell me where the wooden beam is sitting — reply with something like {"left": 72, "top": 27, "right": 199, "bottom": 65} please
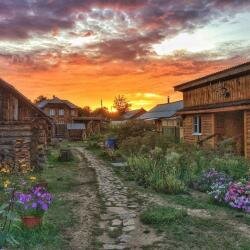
{"left": 244, "top": 110, "right": 247, "bottom": 158}
{"left": 178, "top": 105, "right": 250, "bottom": 115}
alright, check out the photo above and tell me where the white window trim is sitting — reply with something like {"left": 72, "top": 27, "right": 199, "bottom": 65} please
{"left": 59, "top": 109, "right": 64, "bottom": 116}
{"left": 193, "top": 115, "right": 202, "bottom": 135}
{"left": 49, "top": 109, "right": 55, "bottom": 116}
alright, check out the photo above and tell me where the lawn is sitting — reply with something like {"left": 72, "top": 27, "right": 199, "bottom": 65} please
{"left": 0, "top": 146, "right": 81, "bottom": 249}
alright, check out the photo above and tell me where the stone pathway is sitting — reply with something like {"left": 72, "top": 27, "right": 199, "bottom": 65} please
{"left": 75, "top": 147, "right": 162, "bottom": 250}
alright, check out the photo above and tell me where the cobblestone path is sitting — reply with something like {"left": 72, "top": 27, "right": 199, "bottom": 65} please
{"left": 75, "top": 147, "right": 162, "bottom": 250}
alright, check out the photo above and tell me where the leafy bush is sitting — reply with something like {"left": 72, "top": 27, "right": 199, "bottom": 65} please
{"left": 127, "top": 149, "right": 186, "bottom": 194}
{"left": 115, "top": 120, "right": 154, "bottom": 142}
{"left": 119, "top": 132, "right": 177, "bottom": 157}
{"left": 140, "top": 206, "right": 187, "bottom": 225}
{"left": 210, "top": 156, "right": 250, "bottom": 180}
{"left": 193, "top": 169, "right": 232, "bottom": 192}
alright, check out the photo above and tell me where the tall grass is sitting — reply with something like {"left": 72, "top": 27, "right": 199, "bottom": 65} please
{"left": 126, "top": 142, "right": 250, "bottom": 194}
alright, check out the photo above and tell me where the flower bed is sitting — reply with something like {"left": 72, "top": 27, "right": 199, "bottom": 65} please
{"left": 194, "top": 169, "right": 250, "bottom": 213}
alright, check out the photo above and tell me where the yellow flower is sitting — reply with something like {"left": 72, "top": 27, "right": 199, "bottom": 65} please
{"left": 3, "top": 179, "right": 11, "bottom": 188}
{"left": 29, "top": 176, "right": 37, "bottom": 181}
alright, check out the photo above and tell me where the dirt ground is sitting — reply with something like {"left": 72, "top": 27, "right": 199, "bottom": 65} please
{"left": 61, "top": 149, "right": 101, "bottom": 249}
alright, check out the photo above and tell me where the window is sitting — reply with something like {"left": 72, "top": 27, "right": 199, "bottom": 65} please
{"left": 49, "top": 109, "right": 55, "bottom": 116}
{"left": 193, "top": 115, "right": 202, "bottom": 135}
{"left": 59, "top": 109, "right": 64, "bottom": 116}
{"left": 71, "top": 110, "right": 76, "bottom": 116}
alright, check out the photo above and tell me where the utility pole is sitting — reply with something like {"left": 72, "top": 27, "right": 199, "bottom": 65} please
{"left": 101, "top": 99, "right": 103, "bottom": 108}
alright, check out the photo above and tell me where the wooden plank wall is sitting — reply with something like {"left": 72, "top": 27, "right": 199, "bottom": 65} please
{"left": 183, "top": 114, "right": 214, "bottom": 147}
{"left": 215, "top": 111, "right": 244, "bottom": 154}
{"left": 184, "top": 74, "right": 250, "bottom": 107}
{"left": 244, "top": 111, "right": 250, "bottom": 158}
{"left": 0, "top": 88, "right": 34, "bottom": 121}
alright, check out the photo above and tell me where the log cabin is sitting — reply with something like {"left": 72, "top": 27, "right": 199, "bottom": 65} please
{"left": 0, "top": 79, "right": 52, "bottom": 172}
{"left": 174, "top": 61, "right": 250, "bottom": 157}
{"left": 37, "top": 96, "right": 79, "bottom": 138}
{"left": 139, "top": 100, "right": 183, "bottom": 140}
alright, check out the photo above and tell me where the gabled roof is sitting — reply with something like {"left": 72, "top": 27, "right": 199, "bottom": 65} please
{"left": 139, "top": 101, "right": 183, "bottom": 120}
{"left": 175, "top": 61, "right": 250, "bottom": 92}
{"left": 37, "top": 96, "right": 79, "bottom": 109}
{"left": 122, "top": 108, "right": 146, "bottom": 120}
{"left": 0, "top": 78, "right": 49, "bottom": 119}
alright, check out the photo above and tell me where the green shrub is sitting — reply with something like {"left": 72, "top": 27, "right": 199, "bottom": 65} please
{"left": 140, "top": 206, "right": 187, "bottom": 225}
{"left": 127, "top": 149, "right": 186, "bottom": 194}
{"left": 116, "top": 120, "right": 154, "bottom": 142}
{"left": 210, "top": 156, "right": 250, "bottom": 180}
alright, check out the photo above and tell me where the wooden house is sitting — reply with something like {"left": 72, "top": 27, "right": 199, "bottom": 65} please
{"left": 73, "top": 116, "right": 109, "bottom": 138}
{"left": 174, "top": 61, "right": 250, "bottom": 157}
{"left": 139, "top": 101, "right": 183, "bottom": 140}
{"left": 111, "top": 108, "right": 146, "bottom": 126}
{"left": 0, "top": 79, "right": 52, "bottom": 172}
{"left": 37, "top": 96, "right": 79, "bottom": 138}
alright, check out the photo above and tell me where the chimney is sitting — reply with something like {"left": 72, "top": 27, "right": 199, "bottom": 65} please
{"left": 167, "top": 96, "right": 170, "bottom": 103}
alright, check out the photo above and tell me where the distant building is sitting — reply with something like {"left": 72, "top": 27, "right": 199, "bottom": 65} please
{"left": 37, "top": 96, "right": 79, "bottom": 138}
{"left": 111, "top": 108, "right": 146, "bottom": 125}
{"left": 0, "top": 78, "right": 52, "bottom": 171}
{"left": 174, "top": 61, "right": 250, "bottom": 157}
{"left": 139, "top": 101, "right": 183, "bottom": 140}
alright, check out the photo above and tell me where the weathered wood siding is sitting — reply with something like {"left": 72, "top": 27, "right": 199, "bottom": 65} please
{"left": 0, "top": 84, "right": 51, "bottom": 170}
{"left": 215, "top": 111, "right": 244, "bottom": 153}
{"left": 183, "top": 114, "right": 214, "bottom": 147}
{"left": 0, "top": 88, "right": 37, "bottom": 121}
{"left": 183, "top": 74, "right": 250, "bottom": 107}
{"left": 43, "top": 104, "right": 78, "bottom": 124}
{"left": 244, "top": 111, "right": 250, "bottom": 158}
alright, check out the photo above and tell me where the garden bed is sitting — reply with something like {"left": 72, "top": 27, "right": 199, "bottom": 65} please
{"left": 0, "top": 145, "right": 100, "bottom": 249}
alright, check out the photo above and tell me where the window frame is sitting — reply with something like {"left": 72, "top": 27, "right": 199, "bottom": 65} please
{"left": 59, "top": 109, "right": 64, "bottom": 116}
{"left": 49, "top": 109, "right": 55, "bottom": 116}
{"left": 193, "top": 115, "right": 202, "bottom": 135}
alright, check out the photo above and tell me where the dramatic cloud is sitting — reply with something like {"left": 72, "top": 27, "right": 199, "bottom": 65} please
{"left": 0, "top": 0, "right": 249, "bottom": 109}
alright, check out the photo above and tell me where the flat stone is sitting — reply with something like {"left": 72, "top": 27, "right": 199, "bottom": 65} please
{"left": 123, "top": 219, "right": 135, "bottom": 226}
{"left": 107, "top": 207, "right": 127, "bottom": 215}
{"left": 111, "top": 162, "right": 128, "bottom": 167}
{"left": 109, "top": 226, "right": 117, "bottom": 232}
{"left": 103, "top": 244, "right": 126, "bottom": 250}
{"left": 112, "top": 219, "right": 122, "bottom": 226}
{"left": 128, "top": 204, "right": 137, "bottom": 209}
{"left": 118, "top": 234, "right": 131, "bottom": 243}
{"left": 123, "top": 225, "right": 136, "bottom": 232}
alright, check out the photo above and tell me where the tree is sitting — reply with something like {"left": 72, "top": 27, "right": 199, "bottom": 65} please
{"left": 113, "top": 95, "right": 131, "bottom": 115}
{"left": 92, "top": 107, "right": 109, "bottom": 118}
{"left": 34, "top": 95, "right": 48, "bottom": 104}
{"left": 78, "top": 106, "right": 92, "bottom": 117}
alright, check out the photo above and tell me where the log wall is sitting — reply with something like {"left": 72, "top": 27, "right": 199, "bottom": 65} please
{"left": 183, "top": 113, "right": 214, "bottom": 147}
{"left": 0, "top": 85, "right": 51, "bottom": 171}
{"left": 244, "top": 111, "right": 250, "bottom": 158}
{"left": 0, "top": 124, "right": 32, "bottom": 171}
{"left": 183, "top": 74, "right": 250, "bottom": 107}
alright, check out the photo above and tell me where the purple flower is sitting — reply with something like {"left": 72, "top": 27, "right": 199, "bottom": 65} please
{"left": 14, "top": 185, "right": 53, "bottom": 214}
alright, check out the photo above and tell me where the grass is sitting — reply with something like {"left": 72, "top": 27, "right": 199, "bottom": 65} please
{"left": 140, "top": 205, "right": 250, "bottom": 249}
{"left": 2, "top": 146, "right": 81, "bottom": 249}
{"left": 140, "top": 206, "right": 187, "bottom": 225}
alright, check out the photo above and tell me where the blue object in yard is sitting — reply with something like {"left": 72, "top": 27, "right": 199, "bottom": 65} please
{"left": 106, "top": 138, "right": 117, "bottom": 150}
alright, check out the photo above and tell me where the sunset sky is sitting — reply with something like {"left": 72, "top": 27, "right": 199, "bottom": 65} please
{"left": 0, "top": 0, "right": 250, "bottom": 110}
